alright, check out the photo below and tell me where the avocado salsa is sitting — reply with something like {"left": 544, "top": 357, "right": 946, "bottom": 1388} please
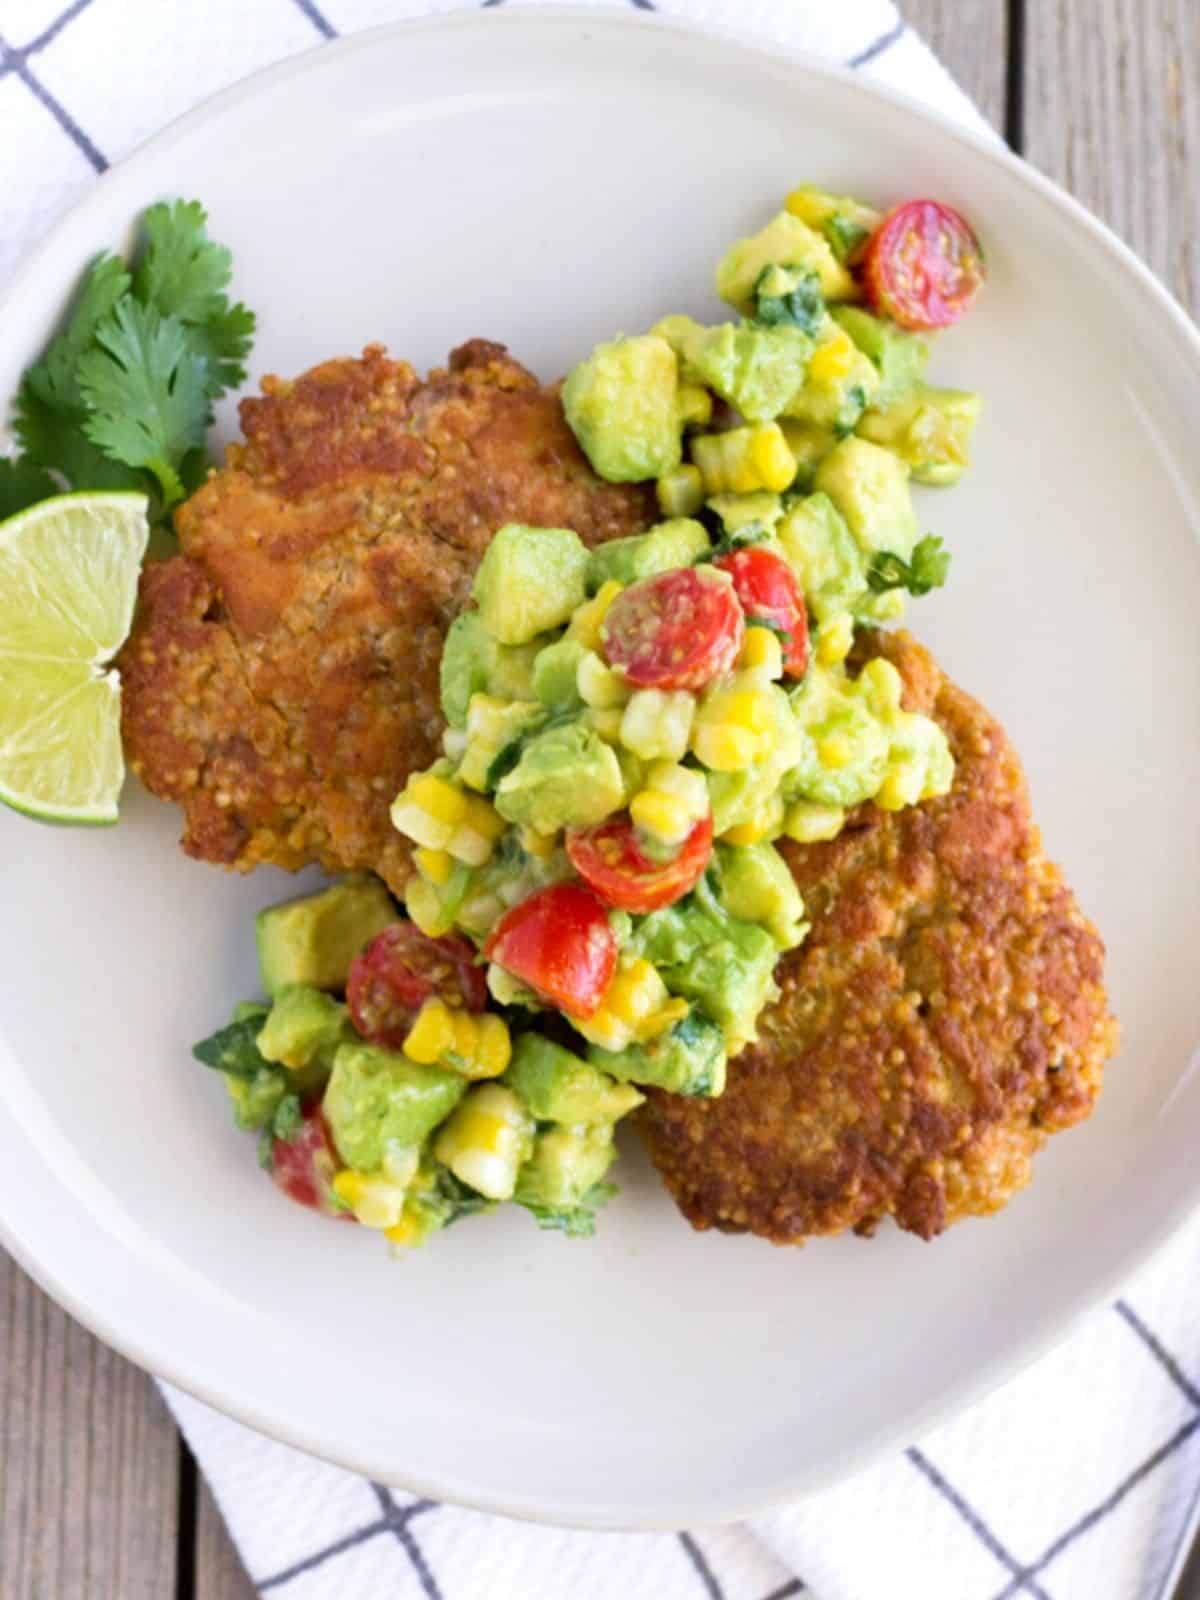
{"left": 192, "top": 185, "right": 984, "bottom": 1251}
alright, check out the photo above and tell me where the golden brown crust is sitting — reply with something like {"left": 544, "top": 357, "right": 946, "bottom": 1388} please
{"left": 118, "top": 342, "right": 654, "bottom": 892}
{"left": 638, "top": 630, "right": 1119, "bottom": 1243}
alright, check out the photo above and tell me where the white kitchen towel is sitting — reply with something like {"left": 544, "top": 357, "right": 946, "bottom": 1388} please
{"left": 2, "top": 3, "right": 1198, "bottom": 1598}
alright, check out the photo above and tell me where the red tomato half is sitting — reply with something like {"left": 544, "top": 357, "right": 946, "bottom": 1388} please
{"left": 602, "top": 566, "right": 743, "bottom": 693}
{"left": 862, "top": 200, "right": 985, "bottom": 330}
{"left": 484, "top": 884, "right": 617, "bottom": 1019}
{"left": 714, "top": 548, "right": 809, "bottom": 678}
{"left": 271, "top": 1109, "right": 351, "bottom": 1220}
{"left": 567, "top": 813, "right": 713, "bottom": 914}
{"left": 347, "top": 922, "right": 486, "bottom": 1048}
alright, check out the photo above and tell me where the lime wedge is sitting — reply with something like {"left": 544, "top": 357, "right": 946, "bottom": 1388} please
{"left": 0, "top": 490, "right": 150, "bottom": 825}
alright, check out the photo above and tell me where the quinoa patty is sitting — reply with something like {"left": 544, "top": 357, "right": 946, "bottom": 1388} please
{"left": 118, "top": 340, "right": 653, "bottom": 893}
{"left": 638, "top": 630, "right": 1119, "bottom": 1243}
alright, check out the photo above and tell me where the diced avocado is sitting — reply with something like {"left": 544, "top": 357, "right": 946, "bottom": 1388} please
{"left": 857, "top": 384, "right": 982, "bottom": 486}
{"left": 471, "top": 524, "right": 589, "bottom": 645}
{"left": 778, "top": 420, "right": 838, "bottom": 490}
{"left": 563, "top": 334, "right": 683, "bottom": 483}
{"left": 585, "top": 518, "right": 710, "bottom": 591}
{"left": 494, "top": 718, "right": 624, "bottom": 834}
{"left": 708, "top": 492, "right": 784, "bottom": 537}
{"left": 660, "top": 922, "right": 779, "bottom": 1055}
{"left": 256, "top": 984, "right": 349, "bottom": 1071}
{"left": 323, "top": 1041, "right": 466, "bottom": 1172}
{"left": 514, "top": 1123, "right": 617, "bottom": 1211}
{"left": 688, "top": 323, "right": 812, "bottom": 424}
{"left": 649, "top": 314, "right": 709, "bottom": 381}
{"left": 785, "top": 186, "right": 881, "bottom": 263}
{"left": 716, "top": 210, "right": 857, "bottom": 313}
{"left": 231, "top": 1000, "right": 270, "bottom": 1026}
{"left": 789, "top": 660, "right": 892, "bottom": 807}
{"left": 783, "top": 315, "right": 880, "bottom": 434}
{"left": 439, "top": 611, "right": 543, "bottom": 729}
{"left": 832, "top": 306, "right": 930, "bottom": 411}
{"left": 814, "top": 436, "right": 920, "bottom": 561}
{"left": 223, "top": 1067, "right": 289, "bottom": 1133}
{"left": 390, "top": 1156, "right": 495, "bottom": 1247}
{"left": 532, "top": 638, "right": 587, "bottom": 713}
{"left": 587, "top": 1010, "right": 726, "bottom": 1097}
{"left": 716, "top": 842, "right": 808, "bottom": 950}
{"left": 504, "top": 1033, "right": 644, "bottom": 1123}
{"left": 777, "top": 492, "right": 867, "bottom": 622}
{"left": 457, "top": 696, "right": 546, "bottom": 792}
{"left": 255, "top": 874, "right": 397, "bottom": 998}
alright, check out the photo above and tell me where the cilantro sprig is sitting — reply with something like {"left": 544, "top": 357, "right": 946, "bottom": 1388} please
{"left": 5, "top": 199, "right": 255, "bottom": 522}
{"left": 866, "top": 535, "right": 952, "bottom": 598}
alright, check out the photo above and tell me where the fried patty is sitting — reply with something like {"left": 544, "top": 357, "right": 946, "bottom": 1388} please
{"left": 639, "top": 630, "right": 1118, "bottom": 1243}
{"left": 118, "top": 340, "right": 653, "bottom": 894}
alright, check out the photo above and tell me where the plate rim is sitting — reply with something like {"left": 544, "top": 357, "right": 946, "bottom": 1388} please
{"left": 2, "top": 3, "right": 1200, "bottom": 1530}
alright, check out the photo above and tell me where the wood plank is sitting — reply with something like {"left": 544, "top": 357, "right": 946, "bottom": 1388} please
{"left": 901, "top": 0, "right": 1009, "bottom": 134}
{"left": 196, "top": 1478, "right": 257, "bottom": 1600}
{"left": 1026, "top": 0, "right": 1200, "bottom": 316}
{"left": 0, "top": 1250, "right": 179, "bottom": 1599}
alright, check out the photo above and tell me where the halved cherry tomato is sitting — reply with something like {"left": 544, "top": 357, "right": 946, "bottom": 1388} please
{"left": 271, "top": 1109, "right": 351, "bottom": 1219}
{"left": 347, "top": 922, "right": 486, "bottom": 1048}
{"left": 862, "top": 200, "right": 985, "bottom": 330}
{"left": 484, "top": 884, "right": 617, "bottom": 1019}
{"left": 714, "top": 548, "right": 809, "bottom": 678}
{"left": 602, "top": 566, "right": 743, "bottom": 692}
{"left": 566, "top": 812, "right": 714, "bottom": 914}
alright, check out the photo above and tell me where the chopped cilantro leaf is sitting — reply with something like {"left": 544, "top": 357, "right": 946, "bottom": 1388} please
{"left": 824, "top": 214, "right": 871, "bottom": 262}
{"left": 521, "top": 1182, "right": 618, "bottom": 1238}
{"left": 192, "top": 1016, "right": 269, "bottom": 1080}
{"left": 708, "top": 520, "right": 772, "bottom": 559}
{"left": 271, "top": 1092, "right": 303, "bottom": 1143}
{"left": 753, "top": 264, "right": 824, "bottom": 336}
{"left": 867, "top": 535, "right": 951, "bottom": 598}
{"left": 0, "top": 456, "right": 57, "bottom": 519}
{"left": 77, "top": 300, "right": 211, "bottom": 508}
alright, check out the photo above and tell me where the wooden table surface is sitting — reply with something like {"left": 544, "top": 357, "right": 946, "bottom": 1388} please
{"left": 3, "top": 4, "right": 1197, "bottom": 1595}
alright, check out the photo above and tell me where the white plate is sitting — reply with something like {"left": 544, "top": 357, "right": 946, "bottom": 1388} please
{"left": 2, "top": 8, "right": 1199, "bottom": 1531}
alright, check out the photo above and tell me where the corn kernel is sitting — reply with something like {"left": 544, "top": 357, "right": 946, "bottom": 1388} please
{"left": 519, "top": 824, "right": 557, "bottom": 857}
{"left": 877, "top": 762, "right": 923, "bottom": 812}
{"left": 677, "top": 385, "right": 713, "bottom": 429}
{"left": 785, "top": 800, "right": 846, "bottom": 842}
{"left": 692, "top": 724, "right": 756, "bottom": 771}
{"left": 333, "top": 1170, "right": 364, "bottom": 1208}
{"left": 415, "top": 847, "right": 454, "bottom": 886}
{"left": 724, "top": 819, "right": 767, "bottom": 845}
{"left": 718, "top": 789, "right": 784, "bottom": 845}
{"left": 809, "top": 330, "right": 857, "bottom": 383}
{"left": 333, "top": 1169, "right": 407, "bottom": 1230}
{"left": 816, "top": 612, "right": 855, "bottom": 667}
{"left": 409, "top": 773, "right": 468, "bottom": 825}
{"left": 630, "top": 788, "right": 692, "bottom": 845}
{"left": 447, "top": 794, "right": 506, "bottom": 866}
{"left": 385, "top": 1214, "right": 422, "bottom": 1248}
{"left": 656, "top": 464, "right": 706, "bottom": 520}
{"left": 573, "top": 959, "right": 682, "bottom": 1051}
{"left": 818, "top": 734, "right": 853, "bottom": 769}
{"left": 473, "top": 1013, "right": 513, "bottom": 1078}
{"left": 859, "top": 657, "right": 904, "bottom": 715}
{"left": 567, "top": 579, "right": 623, "bottom": 650}
{"left": 577, "top": 650, "right": 629, "bottom": 709}
{"left": 691, "top": 423, "right": 797, "bottom": 498}
{"left": 588, "top": 706, "right": 625, "bottom": 744}
{"left": 750, "top": 424, "right": 798, "bottom": 493}
{"left": 404, "top": 998, "right": 457, "bottom": 1063}
{"left": 645, "top": 760, "right": 709, "bottom": 815}
{"left": 739, "top": 626, "right": 784, "bottom": 679}
{"left": 434, "top": 1083, "right": 531, "bottom": 1201}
